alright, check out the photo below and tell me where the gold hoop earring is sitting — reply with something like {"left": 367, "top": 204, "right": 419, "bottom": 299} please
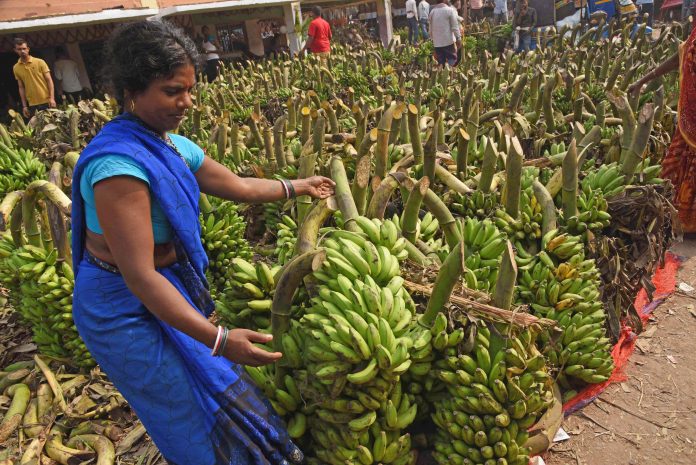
{"left": 129, "top": 100, "right": 136, "bottom": 113}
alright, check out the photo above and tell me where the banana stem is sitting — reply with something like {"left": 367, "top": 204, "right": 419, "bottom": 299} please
{"left": 272, "top": 250, "right": 326, "bottom": 383}
{"left": 330, "top": 156, "right": 361, "bottom": 233}
{"left": 492, "top": 242, "right": 517, "bottom": 310}
{"left": 68, "top": 435, "right": 115, "bottom": 465}
{"left": 456, "top": 127, "right": 470, "bottom": 178}
{"left": 607, "top": 90, "right": 636, "bottom": 164}
{"left": 621, "top": 103, "right": 656, "bottom": 182}
{"left": 401, "top": 177, "right": 430, "bottom": 243}
{"left": 423, "top": 188, "right": 461, "bottom": 249}
{"left": 300, "top": 107, "right": 311, "bottom": 144}
{"left": 562, "top": 139, "right": 578, "bottom": 218}
{"left": 365, "top": 172, "right": 407, "bottom": 220}
{"left": 420, "top": 241, "right": 465, "bottom": 327}
{"left": 248, "top": 114, "right": 264, "bottom": 148}
{"left": 533, "top": 180, "right": 557, "bottom": 236}
{"left": 263, "top": 127, "right": 274, "bottom": 165}
{"left": 504, "top": 137, "right": 524, "bottom": 219}
{"left": 479, "top": 138, "right": 498, "bottom": 194}
{"left": 273, "top": 116, "right": 288, "bottom": 169}
{"left": 352, "top": 154, "right": 372, "bottom": 215}
{"left": 543, "top": 73, "right": 558, "bottom": 132}
{"left": 407, "top": 104, "right": 424, "bottom": 163}
{"left": 295, "top": 197, "right": 338, "bottom": 255}
{"left": 423, "top": 111, "right": 439, "bottom": 182}
{"left": 375, "top": 103, "right": 396, "bottom": 179}
{"left": 230, "top": 124, "right": 241, "bottom": 166}
{"left": 0, "top": 191, "right": 22, "bottom": 231}
{"left": 0, "top": 383, "right": 30, "bottom": 443}
{"left": 435, "top": 164, "right": 471, "bottom": 194}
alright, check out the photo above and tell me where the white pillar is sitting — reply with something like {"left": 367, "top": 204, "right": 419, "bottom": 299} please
{"left": 283, "top": 2, "right": 302, "bottom": 56}
{"left": 244, "top": 19, "right": 265, "bottom": 57}
{"left": 375, "top": 0, "right": 394, "bottom": 48}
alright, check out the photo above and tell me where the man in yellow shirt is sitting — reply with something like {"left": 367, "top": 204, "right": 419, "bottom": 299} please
{"left": 13, "top": 38, "right": 56, "bottom": 118}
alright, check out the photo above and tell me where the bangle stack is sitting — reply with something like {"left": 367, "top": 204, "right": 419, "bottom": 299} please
{"left": 211, "top": 325, "right": 229, "bottom": 356}
{"left": 279, "top": 179, "right": 296, "bottom": 199}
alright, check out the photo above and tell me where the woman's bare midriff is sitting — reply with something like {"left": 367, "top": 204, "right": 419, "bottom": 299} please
{"left": 85, "top": 230, "right": 178, "bottom": 268}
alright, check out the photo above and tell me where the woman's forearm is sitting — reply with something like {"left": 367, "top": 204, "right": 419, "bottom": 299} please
{"left": 638, "top": 52, "right": 679, "bottom": 86}
{"left": 125, "top": 269, "right": 218, "bottom": 348}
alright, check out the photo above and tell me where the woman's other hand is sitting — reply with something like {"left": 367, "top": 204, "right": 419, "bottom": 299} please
{"left": 297, "top": 176, "right": 336, "bottom": 199}
{"left": 223, "top": 329, "right": 283, "bottom": 366}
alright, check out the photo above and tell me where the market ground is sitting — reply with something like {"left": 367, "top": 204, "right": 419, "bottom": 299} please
{"left": 544, "top": 239, "right": 696, "bottom": 465}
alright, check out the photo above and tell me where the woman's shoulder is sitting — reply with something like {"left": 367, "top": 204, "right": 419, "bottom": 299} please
{"left": 168, "top": 133, "right": 205, "bottom": 172}
{"left": 81, "top": 154, "right": 149, "bottom": 187}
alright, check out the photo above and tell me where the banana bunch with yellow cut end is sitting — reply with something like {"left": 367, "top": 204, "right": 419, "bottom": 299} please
{"left": 0, "top": 234, "right": 94, "bottom": 367}
{"left": 430, "top": 324, "right": 553, "bottom": 465}
{"left": 217, "top": 258, "right": 283, "bottom": 331}
{"left": 516, "top": 230, "right": 614, "bottom": 386}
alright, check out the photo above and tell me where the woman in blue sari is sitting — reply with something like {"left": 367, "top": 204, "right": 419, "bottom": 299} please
{"left": 71, "top": 21, "right": 334, "bottom": 465}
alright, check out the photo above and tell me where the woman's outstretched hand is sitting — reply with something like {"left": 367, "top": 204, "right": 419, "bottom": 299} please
{"left": 298, "top": 176, "right": 336, "bottom": 199}
{"left": 223, "top": 329, "right": 282, "bottom": 367}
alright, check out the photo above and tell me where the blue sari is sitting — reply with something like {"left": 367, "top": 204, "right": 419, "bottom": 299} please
{"left": 71, "top": 114, "right": 303, "bottom": 465}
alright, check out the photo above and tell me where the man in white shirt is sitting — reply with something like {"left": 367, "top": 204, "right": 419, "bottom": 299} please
{"left": 405, "top": 0, "right": 419, "bottom": 44}
{"left": 429, "top": 0, "right": 462, "bottom": 67}
{"left": 54, "top": 48, "right": 83, "bottom": 103}
{"left": 418, "top": 0, "right": 431, "bottom": 40}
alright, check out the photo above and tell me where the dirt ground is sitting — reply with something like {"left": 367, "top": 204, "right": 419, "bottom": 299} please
{"left": 544, "top": 239, "right": 696, "bottom": 465}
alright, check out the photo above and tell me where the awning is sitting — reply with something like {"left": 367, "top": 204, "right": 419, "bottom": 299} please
{"left": 155, "top": 0, "right": 295, "bottom": 18}
{"left": 0, "top": 7, "right": 158, "bottom": 34}
{"left": 661, "top": 0, "right": 682, "bottom": 10}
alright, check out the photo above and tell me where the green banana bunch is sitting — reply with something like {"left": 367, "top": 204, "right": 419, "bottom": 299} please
{"left": 0, "top": 141, "right": 46, "bottom": 192}
{"left": 0, "top": 233, "right": 94, "bottom": 368}
{"left": 516, "top": 229, "right": 614, "bottom": 385}
{"left": 348, "top": 216, "right": 410, "bottom": 263}
{"left": 218, "top": 257, "right": 283, "bottom": 331}
{"left": 492, "top": 168, "right": 543, "bottom": 245}
{"left": 451, "top": 190, "right": 500, "bottom": 220}
{"left": 390, "top": 212, "right": 440, "bottom": 244}
{"left": 430, "top": 323, "right": 553, "bottom": 465}
{"left": 581, "top": 162, "right": 626, "bottom": 198}
{"left": 288, "top": 227, "right": 419, "bottom": 463}
{"left": 460, "top": 218, "right": 507, "bottom": 293}
{"left": 200, "top": 198, "right": 252, "bottom": 297}
{"left": 274, "top": 215, "right": 298, "bottom": 266}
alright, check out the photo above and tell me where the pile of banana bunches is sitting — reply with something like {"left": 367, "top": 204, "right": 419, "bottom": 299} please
{"left": 0, "top": 13, "right": 679, "bottom": 464}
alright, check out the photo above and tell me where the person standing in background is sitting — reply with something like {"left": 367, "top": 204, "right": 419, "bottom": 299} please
{"left": 406, "top": 0, "right": 420, "bottom": 44}
{"left": 201, "top": 26, "right": 221, "bottom": 82}
{"left": 301, "top": 6, "right": 333, "bottom": 66}
{"left": 54, "top": 48, "right": 84, "bottom": 103}
{"left": 512, "top": 0, "right": 536, "bottom": 52}
{"left": 429, "top": 0, "right": 462, "bottom": 67}
{"left": 636, "top": 0, "right": 654, "bottom": 27}
{"left": 13, "top": 38, "right": 55, "bottom": 118}
{"left": 493, "top": 0, "right": 509, "bottom": 24}
{"left": 470, "top": 0, "right": 484, "bottom": 22}
{"left": 418, "top": 0, "right": 431, "bottom": 40}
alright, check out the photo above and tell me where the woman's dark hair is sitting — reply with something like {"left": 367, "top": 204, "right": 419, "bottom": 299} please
{"left": 104, "top": 20, "right": 201, "bottom": 103}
